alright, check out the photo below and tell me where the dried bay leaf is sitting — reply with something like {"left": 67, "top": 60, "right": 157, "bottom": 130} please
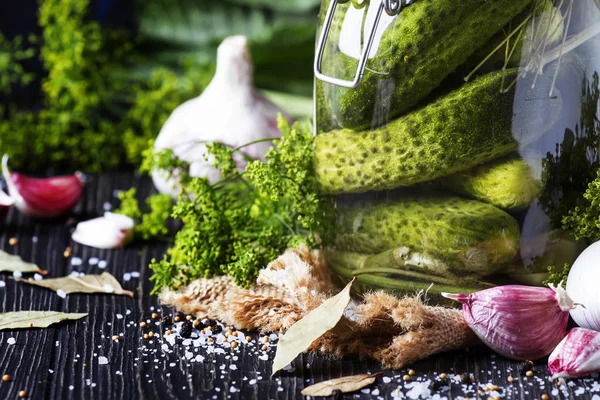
{"left": 17, "top": 272, "right": 134, "bottom": 297}
{"left": 272, "top": 278, "right": 354, "bottom": 376}
{"left": 0, "top": 250, "right": 46, "bottom": 275}
{"left": 301, "top": 373, "right": 382, "bottom": 397}
{"left": 0, "top": 311, "right": 87, "bottom": 330}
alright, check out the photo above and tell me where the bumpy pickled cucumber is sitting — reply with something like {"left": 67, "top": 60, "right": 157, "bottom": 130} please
{"left": 326, "top": 0, "right": 533, "bottom": 130}
{"left": 315, "top": 69, "right": 561, "bottom": 194}
{"left": 442, "top": 156, "right": 542, "bottom": 210}
{"left": 333, "top": 194, "right": 520, "bottom": 276}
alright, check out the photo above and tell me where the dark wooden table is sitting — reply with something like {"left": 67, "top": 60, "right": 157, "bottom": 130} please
{"left": 0, "top": 172, "right": 595, "bottom": 400}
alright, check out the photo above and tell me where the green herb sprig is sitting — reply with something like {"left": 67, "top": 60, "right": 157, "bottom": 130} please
{"left": 542, "top": 263, "right": 571, "bottom": 288}
{"left": 114, "top": 188, "right": 174, "bottom": 241}
{"left": 145, "top": 116, "right": 334, "bottom": 294}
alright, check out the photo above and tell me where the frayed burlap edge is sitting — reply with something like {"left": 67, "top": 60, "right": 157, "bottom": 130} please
{"left": 159, "top": 246, "right": 477, "bottom": 369}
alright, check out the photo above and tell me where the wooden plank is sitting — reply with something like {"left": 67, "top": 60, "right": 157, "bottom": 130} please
{"left": 0, "top": 207, "right": 69, "bottom": 399}
{"left": 0, "top": 172, "right": 592, "bottom": 399}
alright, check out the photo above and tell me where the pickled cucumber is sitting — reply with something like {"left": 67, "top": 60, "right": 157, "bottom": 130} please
{"left": 333, "top": 194, "right": 520, "bottom": 276}
{"left": 315, "top": 69, "right": 561, "bottom": 194}
{"left": 326, "top": 0, "right": 534, "bottom": 130}
{"left": 442, "top": 156, "right": 542, "bottom": 210}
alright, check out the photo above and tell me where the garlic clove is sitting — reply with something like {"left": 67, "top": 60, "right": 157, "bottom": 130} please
{"left": 2, "top": 155, "right": 85, "bottom": 219}
{"left": 443, "top": 284, "right": 576, "bottom": 360}
{"left": 71, "top": 212, "right": 135, "bottom": 249}
{"left": 548, "top": 328, "right": 600, "bottom": 379}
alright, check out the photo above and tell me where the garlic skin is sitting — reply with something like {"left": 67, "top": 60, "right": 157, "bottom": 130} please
{"left": 152, "top": 35, "right": 291, "bottom": 198}
{"left": 71, "top": 212, "right": 135, "bottom": 249}
{"left": 548, "top": 328, "right": 600, "bottom": 379}
{"left": 443, "top": 284, "right": 576, "bottom": 360}
{"left": 2, "top": 155, "right": 84, "bottom": 219}
{"left": 567, "top": 241, "right": 600, "bottom": 331}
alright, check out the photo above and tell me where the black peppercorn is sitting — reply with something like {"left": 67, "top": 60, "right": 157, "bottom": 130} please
{"left": 520, "top": 360, "right": 534, "bottom": 376}
{"left": 180, "top": 320, "right": 193, "bottom": 338}
{"left": 161, "top": 315, "right": 173, "bottom": 326}
{"left": 431, "top": 378, "right": 449, "bottom": 391}
{"left": 212, "top": 324, "right": 223, "bottom": 335}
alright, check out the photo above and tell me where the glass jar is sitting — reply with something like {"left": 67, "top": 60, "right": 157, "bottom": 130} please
{"left": 313, "top": 0, "right": 600, "bottom": 298}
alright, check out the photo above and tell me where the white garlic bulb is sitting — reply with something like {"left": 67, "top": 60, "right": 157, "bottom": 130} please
{"left": 152, "top": 35, "right": 290, "bottom": 198}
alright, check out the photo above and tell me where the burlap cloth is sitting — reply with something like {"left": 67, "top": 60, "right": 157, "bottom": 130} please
{"left": 159, "top": 247, "right": 477, "bottom": 369}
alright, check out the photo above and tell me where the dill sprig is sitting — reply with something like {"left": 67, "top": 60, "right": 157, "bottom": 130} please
{"left": 145, "top": 116, "right": 335, "bottom": 294}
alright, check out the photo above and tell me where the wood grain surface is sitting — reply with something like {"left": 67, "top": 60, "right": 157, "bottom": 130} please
{"left": 0, "top": 172, "right": 593, "bottom": 399}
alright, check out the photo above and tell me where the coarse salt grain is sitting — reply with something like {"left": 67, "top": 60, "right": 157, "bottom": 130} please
{"left": 383, "top": 377, "right": 392, "bottom": 384}
{"left": 103, "top": 284, "right": 114, "bottom": 293}
{"left": 130, "top": 272, "right": 140, "bottom": 278}
{"left": 34, "top": 273, "right": 43, "bottom": 281}
{"left": 98, "top": 356, "right": 109, "bottom": 365}
{"left": 89, "top": 257, "right": 99, "bottom": 265}
{"left": 116, "top": 314, "right": 123, "bottom": 319}
{"left": 0, "top": 281, "right": 6, "bottom": 288}
{"left": 57, "top": 289, "right": 67, "bottom": 299}
{"left": 7, "top": 337, "right": 15, "bottom": 345}
{"left": 98, "top": 260, "right": 107, "bottom": 269}
{"left": 71, "top": 257, "right": 83, "bottom": 266}
{"left": 12, "top": 270, "right": 22, "bottom": 279}
{"left": 103, "top": 202, "right": 112, "bottom": 211}
{"left": 123, "top": 273, "right": 131, "bottom": 282}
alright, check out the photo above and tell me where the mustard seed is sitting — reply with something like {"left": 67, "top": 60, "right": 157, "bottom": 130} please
{"left": 440, "top": 373, "right": 447, "bottom": 379}
{"left": 261, "top": 344, "right": 268, "bottom": 351}
{"left": 151, "top": 313, "right": 159, "bottom": 319}
{"left": 263, "top": 336, "right": 269, "bottom": 343}
{"left": 186, "top": 315, "right": 193, "bottom": 321}
{"left": 166, "top": 330, "right": 173, "bottom": 336}
{"left": 193, "top": 319, "right": 200, "bottom": 328}
{"left": 402, "top": 375, "right": 411, "bottom": 382}
{"left": 139, "top": 321, "right": 147, "bottom": 328}
{"left": 112, "top": 335, "right": 120, "bottom": 341}
{"left": 63, "top": 247, "right": 72, "bottom": 258}
{"left": 174, "top": 316, "right": 181, "bottom": 322}
{"left": 143, "top": 333, "right": 149, "bottom": 340}
{"left": 28, "top": 323, "right": 33, "bottom": 328}
{"left": 207, "top": 338, "right": 214, "bottom": 343}
{"left": 408, "top": 369, "right": 415, "bottom": 376}
{"left": 541, "top": 395, "right": 550, "bottom": 400}
{"left": 9, "top": 238, "right": 17, "bottom": 246}
{"left": 508, "top": 376, "right": 514, "bottom": 383}
{"left": 2, "top": 374, "right": 10, "bottom": 382}
{"left": 231, "top": 342, "right": 238, "bottom": 349}
{"left": 18, "top": 390, "right": 26, "bottom": 398}
{"left": 246, "top": 336, "right": 252, "bottom": 342}
{"left": 148, "top": 331, "right": 154, "bottom": 338}
{"left": 232, "top": 331, "right": 238, "bottom": 337}
{"left": 526, "top": 370, "right": 534, "bottom": 377}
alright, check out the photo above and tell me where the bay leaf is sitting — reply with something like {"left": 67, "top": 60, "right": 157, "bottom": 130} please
{"left": 272, "top": 278, "right": 354, "bottom": 376}
{"left": 301, "top": 373, "right": 382, "bottom": 397}
{"left": 0, "top": 250, "right": 46, "bottom": 275}
{"left": 0, "top": 311, "right": 87, "bottom": 330}
{"left": 17, "top": 272, "right": 134, "bottom": 297}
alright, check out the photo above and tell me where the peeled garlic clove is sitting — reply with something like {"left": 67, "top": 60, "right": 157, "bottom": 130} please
{"left": 548, "top": 328, "right": 600, "bottom": 379}
{"left": 2, "top": 155, "right": 84, "bottom": 218}
{"left": 71, "top": 212, "right": 134, "bottom": 249}
{"left": 443, "top": 284, "right": 576, "bottom": 360}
